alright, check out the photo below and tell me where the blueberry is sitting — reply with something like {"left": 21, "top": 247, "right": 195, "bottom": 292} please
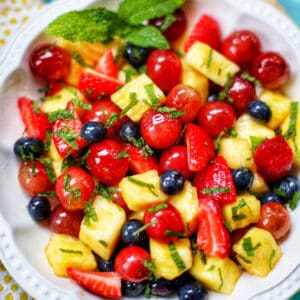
{"left": 248, "top": 99, "right": 271, "bottom": 122}
{"left": 121, "top": 219, "right": 148, "bottom": 247}
{"left": 80, "top": 121, "right": 106, "bottom": 143}
{"left": 160, "top": 170, "right": 185, "bottom": 195}
{"left": 149, "top": 278, "right": 173, "bottom": 297}
{"left": 231, "top": 168, "right": 254, "bottom": 192}
{"left": 122, "top": 280, "right": 147, "bottom": 297}
{"left": 171, "top": 272, "right": 194, "bottom": 290}
{"left": 123, "top": 43, "right": 150, "bottom": 68}
{"left": 120, "top": 121, "right": 140, "bottom": 142}
{"left": 178, "top": 283, "right": 208, "bottom": 300}
{"left": 97, "top": 256, "right": 115, "bottom": 272}
{"left": 261, "top": 191, "right": 282, "bottom": 204}
{"left": 273, "top": 175, "right": 300, "bottom": 203}
{"left": 27, "top": 196, "right": 51, "bottom": 221}
{"left": 13, "top": 137, "right": 44, "bottom": 158}
{"left": 207, "top": 94, "right": 218, "bottom": 102}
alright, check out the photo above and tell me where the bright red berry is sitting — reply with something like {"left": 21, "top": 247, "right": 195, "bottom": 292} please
{"left": 95, "top": 50, "right": 119, "bottom": 78}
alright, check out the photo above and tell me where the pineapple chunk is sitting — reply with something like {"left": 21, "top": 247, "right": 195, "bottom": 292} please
{"left": 259, "top": 90, "right": 291, "bottom": 130}
{"left": 186, "top": 41, "right": 240, "bottom": 86}
{"left": 249, "top": 170, "right": 269, "bottom": 195}
{"left": 79, "top": 196, "right": 126, "bottom": 260}
{"left": 119, "top": 170, "right": 168, "bottom": 211}
{"left": 48, "top": 138, "right": 63, "bottom": 178}
{"left": 233, "top": 227, "right": 282, "bottom": 277}
{"left": 170, "top": 181, "right": 199, "bottom": 236}
{"left": 218, "top": 137, "right": 254, "bottom": 169}
{"left": 111, "top": 74, "right": 165, "bottom": 122}
{"left": 190, "top": 252, "right": 242, "bottom": 294}
{"left": 150, "top": 238, "right": 192, "bottom": 280}
{"left": 128, "top": 210, "right": 145, "bottom": 221}
{"left": 45, "top": 233, "right": 97, "bottom": 277}
{"left": 222, "top": 193, "right": 260, "bottom": 231}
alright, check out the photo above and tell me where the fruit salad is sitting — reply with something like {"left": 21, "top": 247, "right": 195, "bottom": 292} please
{"left": 12, "top": 0, "right": 300, "bottom": 299}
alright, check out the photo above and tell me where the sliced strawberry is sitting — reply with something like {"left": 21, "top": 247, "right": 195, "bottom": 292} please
{"left": 53, "top": 102, "right": 88, "bottom": 158}
{"left": 193, "top": 156, "right": 236, "bottom": 205}
{"left": 184, "top": 14, "right": 221, "bottom": 52}
{"left": 185, "top": 123, "right": 215, "bottom": 172}
{"left": 197, "top": 196, "right": 230, "bottom": 258}
{"left": 18, "top": 97, "right": 52, "bottom": 141}
{"left": 67, "top": 268, "right": 122, "bottom": 299}
{"left": 124, "top": 143, "right": 159, "bottom": 174}
{"left": 95, "top": 50, "right": 119, "bottom": 79}
{"left": 254, "top": 135, "right": 293, "bottom": 182}
{"left": 46, "top": 80, "right": 63, "bottom": 96}
{"left": 78, "top": 69, "right": 124, "bottom": 99}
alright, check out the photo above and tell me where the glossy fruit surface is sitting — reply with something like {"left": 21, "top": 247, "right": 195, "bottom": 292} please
{"left": 80, "top": 121, "right": 107, "bottom": 143}
{"left": 248, "top": 99, "right": 271, "bottom": 122}
{"left": 121, "top": 219, "right": 148, "bottom": 247}
{"left": 95, "top": 49, "right": 118, "bottom": 78}
{"left": 120, "top": 121, "right": 141, "bottom": 142}
{"left": 27, "top": 196, "right": 51, "bottom": 221}
{"left": 231, "top": 167, "right": 254, "bottom": 192}
{"left": 178, "top": 283, "right": 208, "bottom": 300}
{"left": 260, "top": 192, "right": 282, "bottom": 205}
{"left": 122, "top": 280, "right": 147, "bottom": 297}
{"left": 160, "top": 169, "right": 185, "bottom": 195}
{"left": 150, "top": 278, "right": 173, "bottom": 297}
{"left": 146, "top": 49, "right": 182, "bottom": 91}
{"left": 13, "top": 137, "right": 44, "bottom": 158}
{"left": 273, "top": 175, "right": 300, "bottom": 203}
{"left": 123, "top": 43, "right": 150, "bottom": 68}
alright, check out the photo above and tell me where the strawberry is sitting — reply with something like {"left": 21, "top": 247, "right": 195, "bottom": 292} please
{"left": 67, "top": 268, "right": 122, "bottom": 299}
{"left": 185, "top": 123, "right": 215, "bottom": 172}
{"left": 193, "top": 156, "right": 236, "bottom": 205}
{"left": 78, "top": 69, "right": 124, "bottom": 99}
{"left": 254, "top": 135, "right": 293, "bottom": 182}
{"left": 46, "top": 80, "right": 63, "bottom": 96}
{"left": 184, "top": 14, "right": 221, "bottom": 52}
{"left": 18, "top": 97, "right": 52, "bottom": 141}
{"left": 197, "top": 196, "right": 230, "bottom": 258}
{"left": 95, "top": 50, "right": 119, "bottom": 79}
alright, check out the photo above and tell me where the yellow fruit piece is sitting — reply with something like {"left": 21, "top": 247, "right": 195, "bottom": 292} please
{"left": 186, "top": 41, "right": 240, "bottom": 86}
{"left": 233, "top": 227, "right": 282, "bottom": 277}
{"left": 48, "top": 138, "right": 63, "bottom": 178}
{"left": 190, "top": 252, "right": 242, "bottom": 294}
{"left": 150, "top": 238, "right": 192, "bottom": 280}
{"left": 119, "top": 170, "right": 168, "bottom": 211}
{"left": 222, "top": 193, "right": 261, "bottom": 231}
{"left": 170, "top": 181, "right": 199, "bottom": 236}
{"left": 249, "top": 170, "right": 269, "bottom": 195}
{"left": 79, "top": 196, "right": 126, "bottom": 260}
{"left": 45, "top": 233, "right": 97, "bottom": 277}
{"left": 111, "top": 74, "right": 166, "bottom": 122}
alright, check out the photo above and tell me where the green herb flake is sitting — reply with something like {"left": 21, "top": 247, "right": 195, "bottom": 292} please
{"left": 199, "top": 250, "right": 207, "bottom": 265}
{"left": 201, "top": 187, "right": 230, "bottom": 194}
{"left": 242, "top": 237, "right": 261, "bottom": 257}
{"left": 238, "top": 254, "right": 252, "bottom": 264}
{"left": 99, "top": 240, "right": 109, "bottom": 248}
{"left": 44, "top": 129, "right": 52, "bottom": 152}
{"left": 127, "top": 176, "right": 158, "bottom": 196}
{"left": 72, "top": 51, "right": 92, "bottom": 68}
{"left": 143, "top": 259, "right": 156, "bottom": 280}
{"left": 127, "top": 136, "right": 153, "bottom": 158}
{"left": 206, "top": 48, "right": 213, "bottom": 68}
{"left": 47, "top": 109, "right": 75, "bottom": 123}
{"left": 231, "top": 199, "right": 247, "bottom": 221}
{"left": 115, "top": 150, "right": 129, "bottom": 159}
{"left": 218, "top": 74, "right": 234, "bottom": 101}
{"left": 38, "top": 191, "right": 56, "bottom": 197}
{"left": 144, "top": 83, "right": 160, "bottom": 106}
{"left": 105, "top": 112, "right": 119, "bottom": 128}
{"left": 207, "top": 265, "right": 215, "bottom": 272}
{"left": 71, "top": 97, "right": 92, "bottom": 110}
{"left": 285, "top": 102, "right": 298, "bottom": 140}
{"left": 59, "top": 248, "right": 83, "bottom": 255}
{"left": 55, "top": 127, "right": 79, "bottom": 150}
{"left": 269, "top": 249, "right": 276, "bottom": 269}
{"left": 120, "top": 92, "right": 139, "bottom": 117}
{"left": 165, "top": 230, "right": 185, "bottom": 238}
{"left": 169, "top": 110, "right": 186, "bottom": 119}
{"left": 250, "top": 136, "right": 266, "bottom": 151}
{"left": 168, "top": 243, "right": 186, "bottom": 272}
{"left": 124, "top": 67, "right": 138, "bottom": 83}
{"left": 148, "top": 203, "right": 168, "bottom": 213}
{"left": 159, "top": 14, "right": 176, "bottom": 31}
{"left": 83, "top": 200, "right": 98, "bottom": 226}
{"left": 241, "top": 72, "right": 263, "bottom": 87}
{"left": 132, "top": 220, "right": 158, "bottom": 236}
{"left": 273, "top": 187, "right": 287, "bottom": 197}
{"left": 218, "top": 267, "right": 224, "bottom": 291}
{"left": 39, "top": 157, "right": 56, "bottom": 183}
{"left": 32, "top": 99, "right": 39, "bottom": 113}
{"left": 64, "top": 173, "right": 81, "bottom": 203}
{"left": 289, "top": 191, "right": 300, "bottom": 210}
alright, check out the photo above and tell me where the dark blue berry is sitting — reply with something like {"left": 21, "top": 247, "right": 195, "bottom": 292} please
{"left": 123, "top": 43, "right": 150, "bottom": 68}
{"left": 150, "top": 278, "right": 173, "bottom": 297}
{"left": 120, "top": 121, "right": 140, "bottom": 142}
{"left": 160, "top": 170, "right": 185, "bottom": 195}
{"left": 121, "top": 219, "right": 148, "bottom": 247}
{"left": 261, "top": 191, "right": 282, "bottom": 204}
{"left": 122, "top": 280, "right": 147, "bottom": 297}
{"left": 231, "top": 168, "right": 254, "bottom": 192}
{"left": 97, "top": 256, "right": 115, "bottom": 272}
{"left": 171, "top": 272, "right": 194, "bottom": 290}
{"left": 13, "top": 137, "right": 44, "bottom": 158}
{"left": 207, "top": 94, "right": 218, "bottom": 102}
{"left": 80, "top": 121, "right": 106, "bottom": 143}
{"left": 273, "top": 175, "right": 300, "bottom": 203}
{"left": 248, "top": 99, "right": 271, "bottom": 122}
{"left": 27, "top": 196, "right": 51, "bottom": 221}
{"left": 178, "top": 283, "right": 208, "bottom": 300}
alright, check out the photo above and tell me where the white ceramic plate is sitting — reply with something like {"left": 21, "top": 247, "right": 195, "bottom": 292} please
{"left": 1, "top": 0, "right": 300, "bottom": 299}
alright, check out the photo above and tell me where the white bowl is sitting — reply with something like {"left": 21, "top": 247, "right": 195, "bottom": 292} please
{"left": 1, "top": 0, "right": 300, "bottom": 299}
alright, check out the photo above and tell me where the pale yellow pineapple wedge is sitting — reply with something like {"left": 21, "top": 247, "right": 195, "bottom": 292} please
{"left": 111, "top": 74, "right": 166, "bottom": 122}
{"left": 169, "top": 181, "right": 199, "bottom": 236}
{"left": 150, "top": 238, "right": 192, "bottom": 280}
{"left": 79, "top": 196, "right": 126, "bottom": 260}
{"left": 45, "top": 233, "right": 97, "bottom": 277}
{"left": 119, "top": 170, "right": 168, "bottom": 211}
{"left": 233, "top": 227, "right": 282, "bottom": 277}
{"left": 249, "top": 170, "right": 270, "bottom": 195}
{"left": 48, "top": 138, "right": 63, "bottom": 178}
{"left": 222, "top": 193, "right": 261, "bottom": 231}
{"left": 190, "top": 252, "right": 242, "bottom": 295}
{"left": 186, "top": 41, "right": 240, "bottom": 86}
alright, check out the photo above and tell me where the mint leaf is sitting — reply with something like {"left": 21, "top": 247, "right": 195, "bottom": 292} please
{"left": 118, "top": 0, "right": 185, "bottom": 25}
{"left": 125, "top": 26, "right": 169, "bottom": 49}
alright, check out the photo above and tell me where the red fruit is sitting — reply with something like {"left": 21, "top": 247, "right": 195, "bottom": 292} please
{"left": 221, "top": 30, "right": 261, "bottom": 65}
{"left": 146, "top": 49, "right": 182, "bottom": 91}
{"left": 250, "top": 51, "right": 290, "bottom": 89}
{"left": 143, "top": 202, "right": 184, "bottom": 243}
{"left": 46, "top": 80, "right": 63, "bottom": 96}
{"left": 184, "top": 14, "right": 221, "bottom": 52}
{"left": 197, "top": 196, "right": 230, "bottom": 258}
{"left": 159, "top": 145, "right": 193, "bottom": 179}
{"left": 18, "top": 97, "right": 52, "bottom": 141}
{"left": 185, "top": 123, "right": 215, "bottom": 172}
{"left": 67, "top": 268, "right": 121, "bottom": 299}
{"left": 95, "top": 50, "right": 119, "bottom": 79}
{"left": 114, "top": 246, "right": 151, "bottom": 283}
{"left": 166, "top": 84, "right": 202, "bottom": 123}
{"left": 78, "top": 69, "right": 124, "bottom": 99}
{"left": 53, "top": 102, "right": 88, "bottom": 158}
{"left": 193, "top": 156, "right": 236, "bottom": 206}
{"left": 141, "top": 109, "right": 182, "bottom": 149}
{"left": 109, "top": 186, "right": 131, "bottom": 214}
{"left": 86, "top": 139, "right": 129, "bottom": 186}
{"left": 254, "top": 135, "right": 293, "bottom": 182}
{"left": 197, "top": 101, "right": 236, "bottom": 138}
{"left": 29, "top": 43, "right": 71, "bottom": 80}
{"left": 55, "top": 167, "right": 95, "bottom": 211}
{"left": 124, "top": 143, "right": 159, "bottom": 174}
